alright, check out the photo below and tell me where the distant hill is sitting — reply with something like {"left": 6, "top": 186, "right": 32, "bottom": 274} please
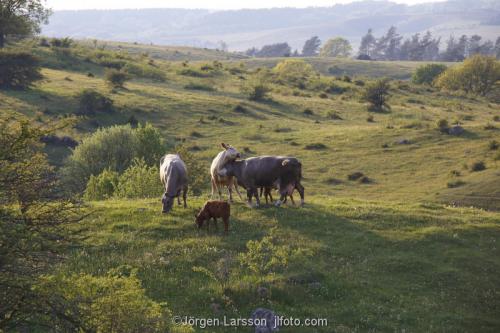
{"left": 42, "top": 0, "right": 500, "bottom": 51}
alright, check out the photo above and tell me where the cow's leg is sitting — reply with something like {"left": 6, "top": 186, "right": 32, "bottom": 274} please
{"left": 246, "top": 189, "right": 253, "bottom": 207}
{"left": 227, "top": 185, "right": 233, "bottom": 203}
{"left": 289, "top": 195, "right": 295, "bottom": 206}
{"left": 253, "top": 187, "right": 261, "bottom": 207}
{"left": 275, "top": 192, "right": 286, "bottom": 207}
{"left": 268, "top": 189, "right": 274, "bottom": 203}
{"left": 183, "top": 185, "right": 188, "bottom": 208}
{"left": 295, "top": 183, "right": 305, "bottom": 206}
{"left": 177, "top": 195, "right": 181, "bottom": 206}
{"left": 233, "top": 180, "right": 244, "bottom": 202}
{"left": 211, "top": 178, "right": 217, "bottom": 199}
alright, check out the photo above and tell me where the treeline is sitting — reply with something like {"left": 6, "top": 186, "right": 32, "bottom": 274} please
{"left": 244, "top": 27, "right": 500, "bottom": 61}
{"left": 357, "top": 27, "right": 500, "bottom": 61}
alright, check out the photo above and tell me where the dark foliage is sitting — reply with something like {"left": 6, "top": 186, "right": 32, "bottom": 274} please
{"left": 77, "top": 89, "right": 114, "bottom": 115}
{"left": 0, "top": 50, "right": 42, "bottom": 89}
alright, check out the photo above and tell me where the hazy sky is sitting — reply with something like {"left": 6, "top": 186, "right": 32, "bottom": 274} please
{"left": 46, "top": 0, "right": 445, "bottom": 10}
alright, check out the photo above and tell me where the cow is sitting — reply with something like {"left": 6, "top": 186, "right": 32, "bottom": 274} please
{"left": 195, "top": 201, "right": 230, "bottom": 234}
{"left": 219, "top": 156, "right": 304, "bottom": 207}
{"left": 160, "top": 154, "right": 188, "bottom": 213}
{"left": 210, "top": 143, "right": 243, "bottom": 202}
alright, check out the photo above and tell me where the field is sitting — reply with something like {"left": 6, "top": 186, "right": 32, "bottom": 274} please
{"left": 2, "top": 40, "right": 500, "bottom": 332}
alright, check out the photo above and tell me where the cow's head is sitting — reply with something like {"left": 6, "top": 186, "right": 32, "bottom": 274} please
{"left": 161, "top": 192, "right": 174, "bottom": 213}
{"left": 221, "top": 143, "right": 240, "bottom": 160}
{"left": 194, "top": 209, "right": 205, "bottom": 228}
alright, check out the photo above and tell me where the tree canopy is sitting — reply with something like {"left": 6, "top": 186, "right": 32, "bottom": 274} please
{"left": 0, "top": 0, "right": 51, "bottom": 47}
{"left": 320, "top": 37, "right": 352, "bottom": 57}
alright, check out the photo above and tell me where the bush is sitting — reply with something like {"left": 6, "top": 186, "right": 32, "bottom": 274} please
{"left": 470, "top": 161, "right": 486, "bottom": 172}
{"left": 50, "top": 37, "right": 73, "bottom": 48}
{"left": 489, "top": 140, "right": 499, "bottom": 150}
{"left": 35, "top": 267, "right": 187, "bottom": 333}
{"left": 62, "top": 124, "right": 165, "bottom": 193}
{"left": 435, "top": 55, "right": 500, "bottom": 96}
{"left": 361, "top": 78, "right": 391, "bottom": 111}
{"left": 412, "top": 64, "right": 448, "bottom": 85}
{"left": 175, "top": 145, "right": 207, "bottom": 196}
{"left": 77, "top": 89, "right": 114, "bottom": 115}
{"left": 436, "top": 119, "right": 449, "bottom": 133}
{"left": 84, "top": 169, "right": 119, "bottom": 200}
{"left": 123, "top": 62, "right": 166, "bottom": 82}
{"left": 273, "top": 59, "right": 317, "bottom": 88}
{"left": 241, "top": 76, "right": 270, "bottom": 101}
{"left": 115, "top": 159, "right": 163, "bottom": 198}
{"left": 0, "top": 50, "right": 42, "bottom": 89}
{"left": 304, "top": 143, "right": 327, "bottom": 150}
{"left": 105, "top": 69, "right": 130, "bottom": 88}
{"left": 447, "top": 180, "right": 466, "bottom": 188}
{"left": 184, "top": 82, "right": 215, "bottom": 91}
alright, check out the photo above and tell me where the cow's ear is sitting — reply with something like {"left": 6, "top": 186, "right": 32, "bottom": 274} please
{"left": 221, "top": 142, "right": 229, "bottom": 150}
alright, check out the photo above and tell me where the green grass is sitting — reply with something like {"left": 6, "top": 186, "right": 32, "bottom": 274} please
{"left": 63, "top": 197, "right": 500, "bottom": 332}
{"left": 1, "top": 40, "right": 500, "bottom": 331}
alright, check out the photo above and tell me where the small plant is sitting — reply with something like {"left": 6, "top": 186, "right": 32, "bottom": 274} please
{"left": 348, "top": 172, "right": 364, "bottom": 181}
{"left": 366, "top": 115, "right": 374, "bottom": 122}
{"left": 488, "top": 140, "right": 499, "bottom": 150}
{"left": 241, "top": 77, "right": 270, "bottom": 101}
{"left": 354, "top": 79, "right": 365, "bottom": 86}
{"left": 493, "top": 115, "right": 500, "bottom": 122}
{"left": 105, "top": 69, "right": 130, "bottom": 88}
{"left": 447, "top": 180, "right": 466, "bottom": 188}
{"left": 484, "top": 123, "right": 497, "bottom": 130}
{"left": 470, "top": 161, "right": 486, "bottom": 172}
{"left": 327, "top": 111, "right": 342, "bottom": 120}
{"left": 436, "top": 119, "right": 449, "bottom": 133}
{"left": 77, "top": 89, "right": 114, "bottom": 115}
{"left": 450, "top": 170, "right": 461, "bottom": 177}
{"left": 361, "top": 78, "right": 391, "bottom": 112}
{"left": 233, "top": 104, "right": 247, "bottom": 113}
{"left": 319, "top": 92, "right": 328, "bottom": 99}
{"left": 304, "top": 143, "right": 327, "bottom": 150}
{"left": 303, "top": 108, "right": 314, "bottom": 116}
{"left": 190, "top": 131, "right": 203, "bottom": 138}
{"left": 184, "top": 82, "right": 215, "bottom": 91}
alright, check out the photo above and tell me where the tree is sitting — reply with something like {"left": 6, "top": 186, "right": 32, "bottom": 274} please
{"left": 320, "top": 37, "right": 352, "bottom": 57}
{"left": 273, "top": 59, "right": 317, "bottom": 88}
{"left": 255, "top": 43, "right": 291, "bottom": 57}
{"left": 358, "top": 29, "right": 376, "bottom": 58}
{"left": 0, "top": 119, "right": 82, "bottom": 328}
{"left": 0, "top": 0, "right": 51, "bottom": 48}
{"left": 435, "top": 55, "right": 500, "bottom": 96}
{"left": 301, "top": 36, "right": 321, "bottom": 57}
{"left": 372, "top": 26, "right": 402, "bottom": 60}
{"left": 495, "top": 37, "right": 500, "bottom": 59}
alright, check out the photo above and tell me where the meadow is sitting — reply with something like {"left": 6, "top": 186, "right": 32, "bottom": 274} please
{"left": 1, "top": 40, "right": 500, "bottom": 332}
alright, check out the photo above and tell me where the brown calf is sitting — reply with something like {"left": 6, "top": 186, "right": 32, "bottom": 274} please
{"left": 195, "top": 201, "right": 230, "bottom": 234}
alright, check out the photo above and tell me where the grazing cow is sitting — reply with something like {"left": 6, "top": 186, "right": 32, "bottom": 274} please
{"left": 210, "top": 143, "right": 243, "bottom": 202}
{"left": 195, "top": 201, "right": 230, "bottom": 234}
{"left": 160, "top": 154, "right": 188, "bottom": 213}
{"left": 219, "top": 156, "right": 304, "bottom": 207}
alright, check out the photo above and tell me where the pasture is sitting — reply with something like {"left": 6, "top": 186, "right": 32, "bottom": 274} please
{"left": 1, "top": 40, "right": 500, "bottom": 332}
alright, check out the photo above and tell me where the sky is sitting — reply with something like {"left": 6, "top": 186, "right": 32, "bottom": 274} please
{"left": 45, "top": 0, "right": 445, "bottom": 10}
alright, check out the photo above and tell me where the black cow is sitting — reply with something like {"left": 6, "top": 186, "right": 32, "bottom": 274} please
{"left": 219, "top": 156, "right": 304, "bottom": 207}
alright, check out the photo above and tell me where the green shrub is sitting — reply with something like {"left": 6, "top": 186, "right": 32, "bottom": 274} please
{"left": 361, "top": 78, "right": 391, "bottom": 111}
{"left": 50, "top": 37, "right": 73, "bottom": 48}
{"left": 273, "top": 59, "right": 317, "bottom": 88}
{"left": 470, "top": 161, "right": 486, "bottom": 172}
{"left": 83, "top": 169, "right": 119, "bottom": 201}
{"left": 77, "top": 89, "right": 114, "bottom": 115}
{"left": 241, "top": 76, "right": 270, "bottom": 101}
{"left": 62, "top": 124, "right": 165, "bottom": 193}
{"left": 436, "top": 119, "right": 449, "bottom": 133}
{"left": 105, "top": 69, "right": 130, "bottom": 88}
{"left": 115, "top": 159, "right": 162, "bottom": 199}
{"left": 447, "top": 180, "right": 466, "bottom": 188}
{"left": 489, "top": 140, "right": 499, "bottom": 150}
{"left": 239, "top": 230, "right": 290, "bottom": 280}
{"left": 177, "top": 67, "right": 207, "bottom": 77}
{"left": 0, "top": 50, "right": 42, "bottom": 89}
{"left": 35, "top": 267, "right": 189, "bottom": 333}
{"left": 123, "top": 62, "right": 166, "bottom": 82}
{"left": 184, "top": 82, "right": 215, "bottom": 91}
{"left": 412, "top": 64, "right": 448, "bottom": 85}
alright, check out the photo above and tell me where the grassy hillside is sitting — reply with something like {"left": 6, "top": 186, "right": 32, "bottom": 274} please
{"left": 1, "top": 41, "right": 500, "bottom": 332}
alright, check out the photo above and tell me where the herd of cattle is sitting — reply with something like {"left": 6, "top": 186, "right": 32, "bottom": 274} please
{"left": 159, "top": 143, "right": 305, "bottom": 232}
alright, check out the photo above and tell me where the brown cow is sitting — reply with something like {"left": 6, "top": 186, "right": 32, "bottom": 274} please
{"left": 195, "top": 201, "right": 230, "bottom": 234}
